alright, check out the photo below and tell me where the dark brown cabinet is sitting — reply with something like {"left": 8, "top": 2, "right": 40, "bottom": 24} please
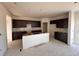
{"left": 50, "top": 18, "right": 68, "bottom": 44}
{"left": 12, "top": 19, "right": 41, "bottom": 40}
{"left": 12, "top": 20, "right": 41, "bottom": 28}
{"left": 12, "top": 30, "right": 42, "bottom": 40}
{"left": 12, "top": 31, "right": 27, "bottom": 40}
{"left": 50, "top": 18, "right": 68, "bottom": 28}
{"left": 54, "top": 32, "right": 67, "bottom": 44}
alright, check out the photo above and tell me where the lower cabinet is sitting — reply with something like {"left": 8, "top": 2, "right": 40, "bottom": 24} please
{"left": 12, "top": 30, "right": 42, "bottom": 40}
{"left": 12, "top": 31, "right": 27, "bottom": 40}
{"left": 54, "top": 32, "right": 68, "bottom": 44}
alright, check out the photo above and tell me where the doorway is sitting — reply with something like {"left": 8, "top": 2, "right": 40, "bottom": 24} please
{"left": 43, "top": 22, "right": 48, "bottom": 33}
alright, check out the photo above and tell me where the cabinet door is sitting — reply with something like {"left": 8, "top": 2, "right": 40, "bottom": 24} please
{"left": 54, "top": 32, "right": 67, "bottom": 43}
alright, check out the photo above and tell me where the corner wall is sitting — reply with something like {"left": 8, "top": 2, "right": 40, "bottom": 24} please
{"left": 0, "top": 3, "right": 11, "bottom": 56}
{"left": 68, "top": 11, "right": 75, "bottom": 45}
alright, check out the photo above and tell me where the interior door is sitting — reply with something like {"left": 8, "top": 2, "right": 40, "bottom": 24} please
{"left": 43, "top": 22, "right": 48, "bottom": 33}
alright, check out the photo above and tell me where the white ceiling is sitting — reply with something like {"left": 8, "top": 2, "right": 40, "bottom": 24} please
{"left": 3, "top": 2, "right": 79, "bottom": 18}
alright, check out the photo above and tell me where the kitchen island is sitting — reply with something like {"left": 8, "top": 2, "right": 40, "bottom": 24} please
{"left": 22, "top": 33, "right": 49, "bottom": 49}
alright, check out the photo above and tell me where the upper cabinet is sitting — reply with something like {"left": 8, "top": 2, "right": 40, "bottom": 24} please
{"left": 50, "top": 18, "right": 68, "bottom": 28}
{"left": 12, "top": 19, "right": 41, "bottom": 28}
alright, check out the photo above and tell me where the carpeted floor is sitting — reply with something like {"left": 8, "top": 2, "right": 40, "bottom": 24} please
{"left": 4, "top": 39, "right": 79, "bottom": 56}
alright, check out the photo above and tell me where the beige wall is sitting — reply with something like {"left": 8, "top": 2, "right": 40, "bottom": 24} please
{"left": 74, "top": 11, "right": 79, "bottom": 44}
{"left": 0, "top": 3, "right": 11, "bottom": 55}
{"left": 50, "top": 13, "right": 68, "bottom": 21}
{"left": 13, "top": 16, "right": 41, "bottom": 21}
